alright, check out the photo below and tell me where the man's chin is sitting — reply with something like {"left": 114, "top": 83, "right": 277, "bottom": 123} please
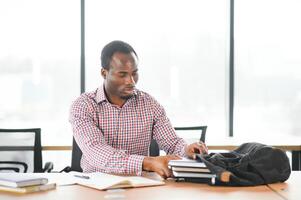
{"left": 120, "top": 93, "right": 134, "bottom": 100}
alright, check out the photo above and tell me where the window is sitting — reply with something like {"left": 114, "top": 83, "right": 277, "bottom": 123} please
{"left": 0, "top": 0, "right": 80, "bottom": 169}
{"left": 86, "top": 0, "right": 229, "bottom": 139}
{"left": 234, "top": 0, "right": 301, "bottom": 138}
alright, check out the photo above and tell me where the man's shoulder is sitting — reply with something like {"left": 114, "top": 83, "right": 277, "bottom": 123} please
{"left": 134, "top": 89, "right": 162, "bottom": 106}
{"left": 134, "top": 89, "right": 166, "bottom": 115}
{"left": 71, "top": 90, "right": 97, "bottom": 108}
{"left": 135, "top": 89, "right": 155, "bottom": 101}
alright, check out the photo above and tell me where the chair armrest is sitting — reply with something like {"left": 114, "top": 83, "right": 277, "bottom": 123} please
{"left": 0, "top": 161, "right": 28, "bottom": 172}
{"left": 43, "top": 162, "right": 54, "bottom": 172}
{"left": 59, "top": 166, "right": 72, "bottom": 173}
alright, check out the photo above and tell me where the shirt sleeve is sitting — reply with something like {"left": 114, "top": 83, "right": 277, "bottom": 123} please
{"left": 69, "top": 96, "right": 145, "bottom": 175}
{"left": 151, "top": 98, "right": 187, "bottom": 157}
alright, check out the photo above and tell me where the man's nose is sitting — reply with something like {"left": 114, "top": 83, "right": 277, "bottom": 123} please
{"left": 126, "top": 75, "right": 136, "bottom": 85}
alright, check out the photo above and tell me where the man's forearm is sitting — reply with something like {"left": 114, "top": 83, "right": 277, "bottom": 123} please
{"left": 142, "top": 156, "right": 155, "bottom": 171}
{"left": 93, "top": 152, "right": 145, "bottom": 175}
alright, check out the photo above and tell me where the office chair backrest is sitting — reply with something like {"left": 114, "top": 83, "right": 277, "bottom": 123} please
{"left": 71, "top": 138, "right": 83, "bottom": 172}
{"left": 149, "top": 126, "right": 207, "bottom": 156}
{"left": 0, "top": 128, "right": 43, "bottom": 173}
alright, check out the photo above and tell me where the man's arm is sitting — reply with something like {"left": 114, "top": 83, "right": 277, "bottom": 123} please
{"left": 151, "top": 101, "right": 187, "bottom": 156}
{"left": 150, "top": 99, "right": 208, "bottom": 157}
{"left": 147, "top": 99, "right": 208, "bottom": 178}
{"left": 70, "top": 96, "right": 145, "bottom": 175}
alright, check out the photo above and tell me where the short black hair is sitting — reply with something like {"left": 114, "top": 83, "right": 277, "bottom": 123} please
{"left": 101, "top": 40, "right": 138, "bottom": 70}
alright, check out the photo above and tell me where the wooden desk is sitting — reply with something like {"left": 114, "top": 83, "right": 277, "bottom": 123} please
{"left": 0, "top": 179, "right": 283, "bottom": 200}
{"left": 267, "top": 171, "right": 301, "bottom": 200}
{"left": 2, "top": 172, "right": 300, "bottom": 200}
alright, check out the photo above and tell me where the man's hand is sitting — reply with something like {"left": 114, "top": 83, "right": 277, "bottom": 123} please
{"left": 143, "top": 155, "right": 180, "bottom": 178}
{"left": 185, "top": 141, "right": 208, "bottom": 159}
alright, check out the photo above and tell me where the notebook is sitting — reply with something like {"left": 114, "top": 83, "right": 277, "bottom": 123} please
{"left": 0, "top": 173, "right": 48, "bottom": 188}
{"left": 0, "top": 183, "right": 56, "bottom": 194}
{"left": 172, "top": 171, "right": 216, "bottom": 179}
{"left": 171, "top": 166, "right": 210, "bottom": 173}
{"left": 72, "top": 172, "right": 164, "bottom": 190}
{"left": 168, "top": 158, "right": 207, "bottom": 168}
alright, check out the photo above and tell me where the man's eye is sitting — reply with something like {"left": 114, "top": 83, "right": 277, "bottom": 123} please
{"left": 119, "top": 73, "right": 126, "bottom": 77}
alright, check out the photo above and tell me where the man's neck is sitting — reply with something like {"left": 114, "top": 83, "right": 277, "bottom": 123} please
{"left": 103, "top": 88, "right": 126, "bottom": 108}
{"left": 108, "top": 96, "right": 126, "bottom": 108}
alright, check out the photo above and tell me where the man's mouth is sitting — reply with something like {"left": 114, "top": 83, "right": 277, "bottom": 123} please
{"left": 123, "top": 86, "right": 135, "bottom": 93}
{"left": 125, "top": 86, "right": 135, "bottom": 90}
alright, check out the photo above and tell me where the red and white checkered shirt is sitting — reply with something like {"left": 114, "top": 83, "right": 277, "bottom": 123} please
{"left": 69, "top": 86, "right": 187, "bottom": 175}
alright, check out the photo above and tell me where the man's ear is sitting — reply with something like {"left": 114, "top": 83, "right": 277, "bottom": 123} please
{"left": 101, "top": 68, "right": 107, "bottom": 79}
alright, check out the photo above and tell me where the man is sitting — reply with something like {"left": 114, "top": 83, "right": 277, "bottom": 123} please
{"left": 70, "top": 40, "right": 207, "bottom": 178}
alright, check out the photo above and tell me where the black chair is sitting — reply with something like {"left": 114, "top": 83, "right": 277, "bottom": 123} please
{"left": 0, "top": 128, "right": 53, "bottom": 173}
{"left": 60, "top": 138, "right": 83, "bottom": 172}
{"left": 70, "top": 138, "right": 83, "bottom": 172}
{"left": 63, "top": 126, "right": 207, "bottom": 172}
{"left": 149, "top": 126, "right": 207, "bottom": 156}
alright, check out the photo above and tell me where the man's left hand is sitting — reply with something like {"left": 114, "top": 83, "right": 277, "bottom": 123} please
{"left": 185, "top": 141, "right": 208, "bottom": 159}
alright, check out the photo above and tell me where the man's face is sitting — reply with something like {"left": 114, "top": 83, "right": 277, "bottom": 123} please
{"left": 102, "top": 52, "right": 139, "bottom": 101}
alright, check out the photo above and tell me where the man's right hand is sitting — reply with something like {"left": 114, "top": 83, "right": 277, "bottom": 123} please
{"left": 142, "top": 155, "right": 180, "bottom": 178}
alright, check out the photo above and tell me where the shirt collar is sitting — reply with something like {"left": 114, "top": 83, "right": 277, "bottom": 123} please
{"left": 95, "top": 84, "right": 138, "bottom": 104}
{"left": 95, "top": 85, "right": 107, "bottom": 104}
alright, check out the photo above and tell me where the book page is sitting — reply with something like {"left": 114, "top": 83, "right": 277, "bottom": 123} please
{"left": 122, "top": 176, "right": 164, "bottom": 188}
{"left": 72, "top": 172, "right": 164, "bottom": 190}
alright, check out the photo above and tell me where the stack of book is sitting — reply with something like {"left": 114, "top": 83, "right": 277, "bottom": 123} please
{"left": 0, "top": 173, "right": 56, "bottom": 194}
{"left": 168, "top": 158, "right": 216, "bottom": 184}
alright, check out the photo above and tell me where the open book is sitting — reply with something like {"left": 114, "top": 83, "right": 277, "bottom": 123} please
{"left": 72, "top": 172, "right": 164, "bottom": 190}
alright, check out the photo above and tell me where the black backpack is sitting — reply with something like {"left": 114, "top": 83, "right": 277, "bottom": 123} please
{"left": 198, "top": 142, "right": 291, "bottom": 186}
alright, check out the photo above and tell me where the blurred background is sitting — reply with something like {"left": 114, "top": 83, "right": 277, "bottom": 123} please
{"left": 1, "top": 0, "right": 300, "bottom": 170}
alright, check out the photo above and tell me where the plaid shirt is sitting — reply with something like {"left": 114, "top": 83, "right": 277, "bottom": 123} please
{"left": 69, "top": 86, "right": 187, "bottom": 175}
